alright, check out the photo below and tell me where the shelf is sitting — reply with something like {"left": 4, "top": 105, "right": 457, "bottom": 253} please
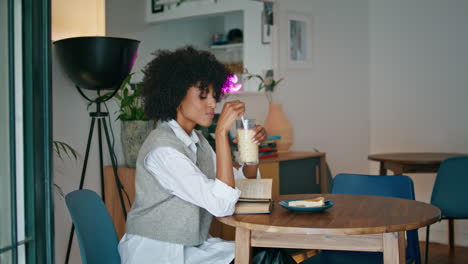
{"left": 146, "top": 0, "right": 253, "bottom": 24}
{"left": 210, "top": 43, "right": 243, "bottom": 49}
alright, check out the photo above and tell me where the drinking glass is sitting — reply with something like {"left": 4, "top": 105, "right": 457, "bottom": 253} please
{"left": 236, "top": 119, "right": 258, "bottom": 165}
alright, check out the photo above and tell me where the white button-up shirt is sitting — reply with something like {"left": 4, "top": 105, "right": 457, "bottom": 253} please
{"left": 118, "top": 120, "right": 250, "bottom": 264}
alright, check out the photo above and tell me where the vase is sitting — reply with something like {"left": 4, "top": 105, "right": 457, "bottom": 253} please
{"left": 264, "top": 104, "right": 293, "bottom": 152}
{"left": 121, "top": 120, "right": 153, "bottom": 167}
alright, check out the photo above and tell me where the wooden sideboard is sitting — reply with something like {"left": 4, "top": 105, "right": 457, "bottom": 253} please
{"left": 104, "top": 151, "right": 326, "bottom": 240}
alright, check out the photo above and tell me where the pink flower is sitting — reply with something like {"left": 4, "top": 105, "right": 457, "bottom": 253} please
{"left": 222, "top": 74, "right": 242, "bottom": 93}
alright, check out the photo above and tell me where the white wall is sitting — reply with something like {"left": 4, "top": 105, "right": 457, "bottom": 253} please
{"left": 370, "top": 0, "right": 468, "bottom": 246}
{"left": 272, "top": 0, "right": 371, "bottom": 176}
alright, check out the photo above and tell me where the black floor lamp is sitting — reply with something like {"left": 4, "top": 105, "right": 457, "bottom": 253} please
{"left": 54, "top": 36, "right": 140, "bottom": 264}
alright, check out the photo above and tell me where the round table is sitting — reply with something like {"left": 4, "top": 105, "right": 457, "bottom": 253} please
{"left": 368, "top": 152, "right": 466, "bottom": 175}
{"left": 218, "top": 194, "right": 441, "bottom": 264}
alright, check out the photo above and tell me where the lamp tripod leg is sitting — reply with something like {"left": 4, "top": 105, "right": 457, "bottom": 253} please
{"left": 102, "top": 118, "right": 128, "bottom": 220}
{"left": 65, "top": 117, "right": 96, "bottom": 264}
{"left": 97, "top": 118, "right": 105, "bottom": 202}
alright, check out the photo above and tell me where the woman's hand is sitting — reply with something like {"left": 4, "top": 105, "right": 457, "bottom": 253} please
{"left": 215, "top": 100, "right": 245, "bottom": 135}
{"left": 251, "top": 125, "right": 267, "bottom": 144}
{"left": 233, "top": 125, "right": 268, "bottom": 145}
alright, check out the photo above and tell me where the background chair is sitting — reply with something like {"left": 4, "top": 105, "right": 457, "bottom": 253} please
{"left": 425, "top": 156, "right": 468, "bottom": 264}
{"left": 65, "top": 189, "right": 121, "bottom": 264}
{"left": 301, "top": 173, "right": 421, "bottom": 264}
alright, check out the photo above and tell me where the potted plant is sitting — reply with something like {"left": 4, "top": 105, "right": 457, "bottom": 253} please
{"left": 102, "top": 73, "right": 153, "bottom": 167}
{"left": 244, "top": 69, "right": 283, "bottom": 104}
{"left": 244, "top": 69, "right": 293, "bottom": 152}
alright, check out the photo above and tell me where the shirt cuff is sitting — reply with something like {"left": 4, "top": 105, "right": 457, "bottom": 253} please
{"left": 211, "top": 179, "right": 241, "bottom": 215}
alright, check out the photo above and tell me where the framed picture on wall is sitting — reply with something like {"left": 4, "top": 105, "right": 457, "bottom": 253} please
{"left": 287, "top": 13, "right": 312, "bottom": 68}
{"left": 152, "top": 0, "right": 164, "bottom": 14}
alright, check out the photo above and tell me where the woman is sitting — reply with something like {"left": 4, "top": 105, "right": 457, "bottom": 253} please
{"left": 118, "top": 46, "right": 267, "bottom": 264}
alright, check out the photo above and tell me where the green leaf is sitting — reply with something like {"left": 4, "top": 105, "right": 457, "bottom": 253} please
{"left": 258, "top": 83, "right": 264, "bottom": 91}
{"left": 53, "top": 140, "right": 79, "bottom": 160}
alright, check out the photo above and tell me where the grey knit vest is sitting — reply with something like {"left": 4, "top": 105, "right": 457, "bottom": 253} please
{"left": 125, "top": 121, "right": 215, "bottom": 246}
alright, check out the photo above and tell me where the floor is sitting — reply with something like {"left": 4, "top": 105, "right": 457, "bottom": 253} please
{"left": 424, "top": 242, "right": 468, "bottom": 264}
{"left": 289, "top": 242, "right": 468, "bottom": 264}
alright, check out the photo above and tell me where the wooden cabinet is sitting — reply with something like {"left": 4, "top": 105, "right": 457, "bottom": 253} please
{"left": 104, "top": 151, "right": 326, "bottom": 240}
{"left": 104, "top": 167, "right": 136, "bottom": 239}
{"left": 258, "top": 152, "right": 327, "bottom": 196}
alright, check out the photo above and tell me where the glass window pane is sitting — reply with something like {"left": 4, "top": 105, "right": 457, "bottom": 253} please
{"left": 0, "top": 0, "right": 13, "bottom": 263}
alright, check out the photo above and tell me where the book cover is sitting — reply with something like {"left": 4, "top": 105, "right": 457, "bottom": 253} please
{"left": 259, "top": 153, "right": 279, "bottom": 159}
{"left": 234, "top": 201, "right": 272, "bottom": 215}
{"left": 259, "top": 147, "right": 276, "bottom": 152}
{"left": 259, "top": 151, "right": 277, "bottom": 156}
{"left": 259, "top": 141, "right": 277, "bottom": 149}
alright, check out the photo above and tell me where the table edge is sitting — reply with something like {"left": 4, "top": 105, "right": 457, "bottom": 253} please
{"left": 217, "top": 213, "right": 440, "bottom": 235}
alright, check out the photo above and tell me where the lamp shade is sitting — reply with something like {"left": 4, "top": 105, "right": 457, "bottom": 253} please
{"left": 54, "top": 36, "right": 140, "bottom": 91}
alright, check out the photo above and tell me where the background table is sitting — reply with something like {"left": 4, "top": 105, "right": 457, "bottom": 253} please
{"left": 218, "top": 194, "right": 441, "bottom": 264}
{"left": 368, "top": 152, "right": 466, "bottom": 175}
{"left": 368, "top": 152, "right": 467, "bottom": 250}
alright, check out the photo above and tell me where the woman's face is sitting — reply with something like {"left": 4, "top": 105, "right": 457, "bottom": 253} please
{"left": 176, "top": 85, "right": 216, "bottom": 133}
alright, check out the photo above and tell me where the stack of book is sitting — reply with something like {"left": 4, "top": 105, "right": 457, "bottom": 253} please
{"left": 234, "top": 179, "right": 273, "bottom": 214}
{"left": 259, "top": 136, "right": 281, "bottom": 159}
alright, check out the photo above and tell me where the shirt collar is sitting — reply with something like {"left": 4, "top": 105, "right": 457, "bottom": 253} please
{"left": 167, "top": 120, "right": 199, "bottom": 147}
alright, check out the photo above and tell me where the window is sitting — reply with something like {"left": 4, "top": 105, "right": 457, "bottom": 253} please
{"left": 0, "top": 0, "right": 53, "bottom": 263}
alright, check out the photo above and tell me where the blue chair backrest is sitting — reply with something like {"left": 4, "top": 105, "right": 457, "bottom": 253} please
{"left": 65, "top": 189, "right": 121, "bottom": 264}
{"left": 331, "top": 174, "right": 420, "bottom": 264}
{"left": 431, "top": 156, "right": 468, "bottom": 218}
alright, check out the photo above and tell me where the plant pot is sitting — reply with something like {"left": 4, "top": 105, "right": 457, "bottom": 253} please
{"left": 121, "top": 120, "right": 153, "bottom": 167}
{"left": 264, "top": 104, "right": 293, "bottom": 152}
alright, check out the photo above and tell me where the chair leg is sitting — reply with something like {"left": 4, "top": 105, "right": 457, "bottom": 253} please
{"left": 448, "top": 219, "right": 454, "bottom": 252}
{"left": 425, "top": 226, "right": 430, "bottom": 264}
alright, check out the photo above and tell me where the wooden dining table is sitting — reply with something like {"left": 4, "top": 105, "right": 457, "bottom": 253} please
{"left": 217, "top": 194, "right": 441, "bottom": 264}
{"left": 368, "top": 152, "right": 466, "bottom": 175}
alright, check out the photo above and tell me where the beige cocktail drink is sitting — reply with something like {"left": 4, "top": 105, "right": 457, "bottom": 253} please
{"left": 236, "top": 119, "right": 258, "bottom": 165}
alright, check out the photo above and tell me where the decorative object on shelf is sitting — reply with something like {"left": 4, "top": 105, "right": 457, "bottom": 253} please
{"left": 261, "top": 2, "right": 273, "bottom": 44}
{"left": 152, "top": 0, "right": 165, "bottom": 13}
{"left": 245, "top": 69, "right": 292, "bottom": 152}
{"left": 244, "top": 68, "right": 283, "bottom": 103}
{"left": 54, "top": 36, "right": 140, "bottom": 264}
{"left": 264, "top": 104, "right": 293, "bottom": 152}
{"left": 211, "top": 33, "right": 228, "bottom": 45}
{"left": 227, "top": 28, "right": 243, "bottom": 44}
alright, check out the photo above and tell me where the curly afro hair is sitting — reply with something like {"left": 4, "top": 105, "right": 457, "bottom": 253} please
{"left": 141, "top": 46, "right": 232, "bottom": 122}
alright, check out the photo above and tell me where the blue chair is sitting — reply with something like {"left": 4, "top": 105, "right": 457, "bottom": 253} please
{"left": 301, "top": 173, "right": 421, "bottom": 264}
{"left": 425, "top": 156, "right": 468, "bottom": 264}
{"left": 65, "top": 189, "right": 121, "bottom": 264}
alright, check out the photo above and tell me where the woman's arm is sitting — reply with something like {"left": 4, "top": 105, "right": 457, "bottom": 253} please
{"left": 215, "top": 101, "right": 245, "bottom": 188}
{"left": 242, "top": 165, "right": 258, "bottom": 179}
{"left": 145, "top": 148, "right": 240, "bottom": 217}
